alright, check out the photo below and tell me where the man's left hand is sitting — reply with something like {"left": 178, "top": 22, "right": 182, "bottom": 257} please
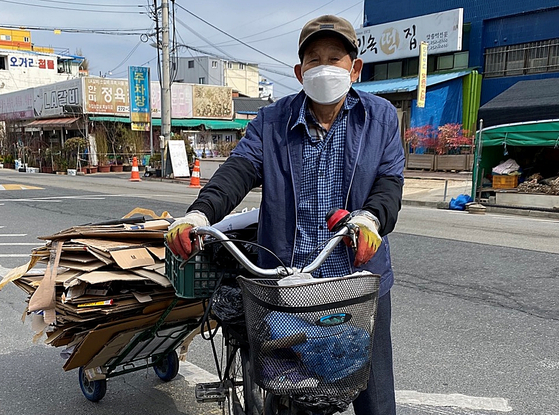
{"left": 348, "top": 211, "right": 382, "bottom": 267}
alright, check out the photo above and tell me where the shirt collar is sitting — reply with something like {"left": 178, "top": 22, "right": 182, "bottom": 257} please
{"left": 292, "top": 88, "right": 360, "bottom": 132}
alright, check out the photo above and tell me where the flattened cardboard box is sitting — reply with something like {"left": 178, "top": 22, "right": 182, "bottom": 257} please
{"left": 110, "top": 248, "right": 155, "bottom": 269}
{"left": 63, "top": 301, "right": 204, "bottom": 371}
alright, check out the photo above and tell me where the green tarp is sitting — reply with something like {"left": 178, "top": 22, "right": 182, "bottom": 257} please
{"left": 479, "top": 119, "right": 559, "bottom": 147}
{"left": 89, "top": 116, "right": 249, "bottom": 130}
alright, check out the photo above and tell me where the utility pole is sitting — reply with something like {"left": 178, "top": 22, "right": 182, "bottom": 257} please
{"left": 160, "top": 0, "right": 172, "bottom": 176}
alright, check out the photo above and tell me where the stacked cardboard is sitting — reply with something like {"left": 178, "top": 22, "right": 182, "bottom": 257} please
{"left": 0, "top": 217, "right": 204, "bottom": 373}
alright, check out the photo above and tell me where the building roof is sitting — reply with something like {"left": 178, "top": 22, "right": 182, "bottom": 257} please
{"left": 478, "top": 77, "right": 559, "bottom": 127}
{"left": 353, "top": 69, "right": 473, "bottom": 95}
{"left": 233, "top": 97, "right": 274, "bottom": 115}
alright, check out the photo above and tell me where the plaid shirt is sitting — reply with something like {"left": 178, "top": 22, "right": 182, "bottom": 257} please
{"left": 292, "top": 92, "right": 359, "bottom": 277}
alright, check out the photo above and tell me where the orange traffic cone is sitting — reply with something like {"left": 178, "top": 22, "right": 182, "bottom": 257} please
{"left": 189, "top": 159, "right": 201, "bottom": 188}
{"left": 129, "top": 156, "right": 142, "bottom": 182}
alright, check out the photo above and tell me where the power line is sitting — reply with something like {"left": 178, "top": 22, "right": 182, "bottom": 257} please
{"left": 239, "top": 0, "right": 336, "bottom": 42}
{"left": 30, "top": 0, "right": 142, "bottom": 7}
{"left": 0, "top": 24, "right": 149, "bottom": 36}
{"left": 174, "top": 3, "right": 292, "bottom": 68}
{"left": 0, "top": 0, "right": 145, "bottom": 13}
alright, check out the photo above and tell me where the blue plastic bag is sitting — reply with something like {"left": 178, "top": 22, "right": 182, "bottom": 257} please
{"left": 449, "top": 194, "right": 473, "bottom": 211}
{"left": 265, "top": 312, "right": 370, "bottom": 383}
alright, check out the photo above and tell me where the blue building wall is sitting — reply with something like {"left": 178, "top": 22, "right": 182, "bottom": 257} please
{"left": 363, "top": 1, "right": 559, "bottom": 104}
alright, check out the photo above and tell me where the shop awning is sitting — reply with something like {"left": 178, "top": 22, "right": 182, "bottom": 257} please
{"left": 479, "top": 119, "right": 559, "bottom": 147}
{"left": 478, "top": 78, "right": 559, "bottom": 128}
{"left": 353, "top": 69, "right": 473, "bottom": 95}
{"left": 89, "top": 116, "right": 249, "bottom": 130}
{"left": 25, "top": 117, "right": 79, "bottom": 127}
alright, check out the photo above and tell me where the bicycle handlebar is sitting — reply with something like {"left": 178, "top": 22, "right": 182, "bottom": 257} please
{"left": 191, "top": 224, "right": 354, "bottom": 278}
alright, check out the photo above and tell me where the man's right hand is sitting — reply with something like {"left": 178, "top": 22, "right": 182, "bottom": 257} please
{"left": 166, "top": 211, "right": 209, "bottom": 259}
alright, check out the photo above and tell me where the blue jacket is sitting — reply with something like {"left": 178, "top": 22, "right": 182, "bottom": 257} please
{"left": 189, "top": 89, "right": 405, "bottom": 297}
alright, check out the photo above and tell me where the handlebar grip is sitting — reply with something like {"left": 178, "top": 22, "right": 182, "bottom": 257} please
{"left": 260, "top": 332, "right": 307, "bottom": 354}
{"left": 326, "top": 208, "right": 351, "bottom": 232}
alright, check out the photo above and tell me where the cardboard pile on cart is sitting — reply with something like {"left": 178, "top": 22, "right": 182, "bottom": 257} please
{"left": 0, "top": 215, "right": 204, "bottom": 375}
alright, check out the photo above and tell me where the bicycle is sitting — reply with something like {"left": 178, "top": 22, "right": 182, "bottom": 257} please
{"left": 167, "top": 219, "right": 380, "bottom": 415}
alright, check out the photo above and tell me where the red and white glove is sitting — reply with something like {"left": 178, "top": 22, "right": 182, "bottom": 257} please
{"left": 348, "top": 210, "right": 382, "bottom": 267}
{"left": 166, "top": 211, "right": 209, "bottom": 260}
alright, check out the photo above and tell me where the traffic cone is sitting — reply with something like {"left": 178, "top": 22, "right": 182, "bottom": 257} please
{"left": 129, "top": 156, "right": 142, "bottom": 182}
{"left": 189, "top": 159, "right": 201, "bottom": 188}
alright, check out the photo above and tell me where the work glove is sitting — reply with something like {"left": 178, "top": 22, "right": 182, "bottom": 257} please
{"left": 348, "top": 210, "right": 382, "bottom": 267}
{"left": 166, "top": 211, "right": 209, "bottom": 260}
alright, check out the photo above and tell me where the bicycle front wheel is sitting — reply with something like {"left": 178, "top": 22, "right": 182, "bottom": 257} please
{"left": 226, "top": 343, "right": 264, "bottom": 415}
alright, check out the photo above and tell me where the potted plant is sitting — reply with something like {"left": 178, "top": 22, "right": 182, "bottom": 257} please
{"left": 2, "top": 154, "right": 15, "bottom": 169}
{"left": 434, "top": 124, "right": 474, "bottom": 171}
{"left": 95, "top": 132, "right": 111, "bottom": 172}
{"left": 404, "top": 125, "right": 437, "bottom": 170}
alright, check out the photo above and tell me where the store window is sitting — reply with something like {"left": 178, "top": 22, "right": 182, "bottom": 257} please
{"left": 485, "top": 39, "right": 559, "bottom": 77}
{"left": 437, "top": 54, "right": 454, "bottom": 71}
{"left": 0, "top": 55, "right": 7, "bottom": 70}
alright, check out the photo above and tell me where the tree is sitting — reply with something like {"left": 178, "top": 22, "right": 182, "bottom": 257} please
{"left": 75, "top": 48, "right": 89, "bottom": 72}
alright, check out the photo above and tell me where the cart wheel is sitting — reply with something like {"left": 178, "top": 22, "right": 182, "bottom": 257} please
{"left": 153, "top": 350, "right": 180, "bottom": 381}
{"left": 79, "top": 367, "right": 107, "bottom": 402}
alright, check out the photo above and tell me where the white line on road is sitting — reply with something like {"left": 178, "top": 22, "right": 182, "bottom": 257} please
{"left": 179, "top": 361, "right": 219, "bottom": 385}
{"left": 396, "top": 390, "right": 512, "bottom": 412}
{"left": 0, "top": 243, "right": 41, "bottom": 246}
{"left": 177, "top": 361, "right": 513, "bottom": 412}
{"left": 0, "top": 254, "right": 31, "bottom": 258}
{"left": 0, "top": 234, "right": 27, "bottom": 237}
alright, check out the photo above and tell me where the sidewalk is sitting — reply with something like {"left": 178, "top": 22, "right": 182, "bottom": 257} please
{"left": 402, "top": 170, "right": 472, "bottom": 208}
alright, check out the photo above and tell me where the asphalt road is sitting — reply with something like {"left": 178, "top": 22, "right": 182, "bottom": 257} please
{"left": 0, "top": 170, "right": 557, "bottom": 415}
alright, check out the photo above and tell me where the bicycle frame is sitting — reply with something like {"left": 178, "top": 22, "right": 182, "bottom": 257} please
{"left": 192, "top": 223, "right": 359, "bottom": 415}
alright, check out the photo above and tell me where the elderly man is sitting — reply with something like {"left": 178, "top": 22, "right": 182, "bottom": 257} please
{"left": 167, "top": 15, "right": 404, "bottom": 415}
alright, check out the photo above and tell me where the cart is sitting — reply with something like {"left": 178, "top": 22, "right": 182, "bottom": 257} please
{"left": 78, "top": 299, "right": 201, "bottom": 402}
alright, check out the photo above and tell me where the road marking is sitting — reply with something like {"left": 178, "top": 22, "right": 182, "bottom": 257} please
{"left": 396, "top": 390, "right": 512, "bottom": 412}
{"left": 177, "top": 361, "right": 513, "bottom": 413}
{"left": 179, "top": 361, "right": 219, "bottom": 385}
{"left": 0, "top": 184, "right": 43, "bottom": 190}
{"left": 0, "top": 234, "right": 27, "bottom": 237}
{"left": 0, "top": 254, "right": 31, "bottom": 258}
{"left": 0, "top": 243, "right": 41, "bottom": 246}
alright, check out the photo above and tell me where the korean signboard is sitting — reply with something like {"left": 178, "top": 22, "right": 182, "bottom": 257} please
{"left": 192, "top": 85, "right": 233, "bottom": 119}
{"left": 84, "top": 78, "right": 129, "bottom": 115}
{"left": 83, "top": 77, "right": 195, "bottom": 119}
{"left": 128, "top": 66, "right": 151, "bottom": 131}
{"left": 33, "top": 78, "right": 83, "bottom": 118}
{"left": 0, "top": 88, "right": 34, "bottom": 121}
{"left": 7, "top": 53, "right": 56, "bottom": 73}
{"left": 151, "top": 83, "right": 193, "bottom": 119}
{"left": 355, "top": 8, "right": 463, "bottom": 64}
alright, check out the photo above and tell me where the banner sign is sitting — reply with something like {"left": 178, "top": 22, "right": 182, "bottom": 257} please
{"left": 84, "top": 78, "right": 129, "bottom": 115}
{"left": 355, "top": 8, "right": 463, "bottom": 63}
{"left": 33, "top": 78, "right": 82, "bottom": 118}
{"left": 417, "top": 41, "right": 428, "bottom": 108}
{"left": 128, "top": 66, "right": 151, "bottom": 131}
{"left": 0, "top": 88, "right": 34, "bottom": 120}
{"left": 192, "top": 85, "right": 233, "bottom": 119}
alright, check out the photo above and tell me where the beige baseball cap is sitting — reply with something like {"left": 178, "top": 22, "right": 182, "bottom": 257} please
{"left": 298, "top": 15, "right": 359, "bottom": 59}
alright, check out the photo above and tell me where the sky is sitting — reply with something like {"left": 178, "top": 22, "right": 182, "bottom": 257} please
{"left": 1, "top": 0, "right": 365, "bottom": 98}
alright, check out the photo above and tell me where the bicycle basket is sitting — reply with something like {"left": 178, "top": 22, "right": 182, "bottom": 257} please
{"left": 237, "top": 273, "right": 380, "bottom": 406}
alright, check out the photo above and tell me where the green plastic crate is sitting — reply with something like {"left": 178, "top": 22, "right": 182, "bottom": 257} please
{"left": 165, "top": 246, "right": 240, "bottom": 299}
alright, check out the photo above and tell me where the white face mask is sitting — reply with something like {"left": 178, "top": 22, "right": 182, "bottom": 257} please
{"left": 302, "top": 64, "right": 353, "bottom": 105}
